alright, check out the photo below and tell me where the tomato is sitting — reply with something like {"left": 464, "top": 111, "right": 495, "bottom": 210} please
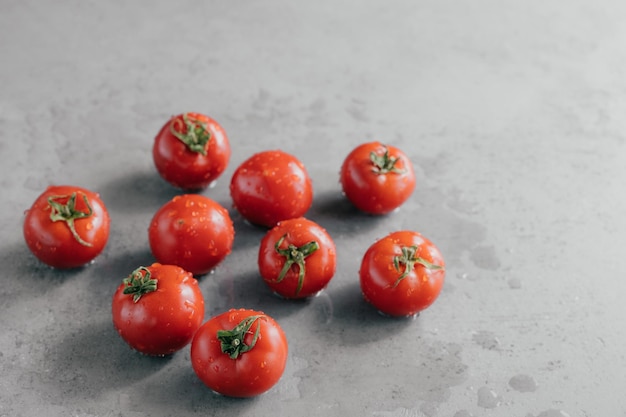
{"left": 230, "top": 150, "right": 313, "bottom": 227}
{"left": 258, "top": 217, "right": 336, "bottom": 299}
{"left": 23, "top": 185, "right": 110, "bottom": 269}
{"left": 191, "top": 308, "right": 288, "bottom": 397}
{"left": 148, "top": 194, "right": 234, "bottom": 276}
{"left": 112, "top": 263, "right": 204, "bottom": 356}
{"left": 153, "top": 112, "right": 231, "bottom": 190}
{"left": 359, "top": 230, "right": 445, "bottom": 317}
{"left": 340, "top": 142, "right": 416, "bottom": 214}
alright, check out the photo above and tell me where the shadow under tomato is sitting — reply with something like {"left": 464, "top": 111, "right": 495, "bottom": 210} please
{"left": 132, "top": 364, "right": 259, "bottom": 414}
{"left": 45, "top": 319, "right": 173, "bottom": 398}
{"left": 308, "top": 281, "right": 419, "bottom": 346}
{"left": 97, "top": 168, "right": 182, "bottom": 215}
{"left": 201, "top": 268, "right": 310, "bottom": 322}
{"left": 4, "top": 241, "right": 95, "bottom": 305}
{"left": 229, "top": 216, "right": 268, "bottom": 252}
{"left": 308, "top": 189, "right": 389, "bottom": 235}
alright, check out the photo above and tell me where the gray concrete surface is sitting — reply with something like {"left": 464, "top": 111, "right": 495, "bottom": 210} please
{"left": 2, "top": 1, "right": 626, "bottom": 416}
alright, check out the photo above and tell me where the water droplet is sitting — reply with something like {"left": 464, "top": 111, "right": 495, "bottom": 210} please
{"left": 477, "top": 386, "right": 500, "bottom": 409}
{"left": 472, "top": 330, "right": 500, "bottom": 350}
{"left": 509, "top": 374, "right": 537, "bottom": 392}
{"left": 508, "top": 278, "right": 522, "bottom": 289}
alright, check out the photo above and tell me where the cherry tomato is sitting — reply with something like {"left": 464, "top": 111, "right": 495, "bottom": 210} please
{"left": 340, "top": 142, "right": 415, "bottom": 214}
{"left": 191, "top": 308, "right": 288, "bottom": 397}
{"left": 153, "top": 112, "right": 231, "bottom": 190}
{"left": 230, "top": 150, "right": 313, "bottom": 227}
{"left": 258, "top": 217, "right": 336, "bottom": 299}
{"left": 359, "top": 230, "right": 445, "bottom": 317}
{"left": 23, "top": 185, "right": 110, "bottom": 269}
{"left": 148, "top": 194, "right": 234, "bottom": 276}
{"left": 112, "top": 263, "right": 205, "bottom": 356}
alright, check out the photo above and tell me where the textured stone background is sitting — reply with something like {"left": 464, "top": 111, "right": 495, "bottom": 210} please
{"left": 1, "top": 1, "right": 626, "bottom": 416}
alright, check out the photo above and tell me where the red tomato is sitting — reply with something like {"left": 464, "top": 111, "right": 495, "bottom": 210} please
{"left": 191, "top": 308, "right": 288, "bottom": 397}
{"left": 153, "top": 112, "right": 231, "bottom": 190}
{"left": 359, "top": 230, "right": 445, "bottom": 317}
{"left": 148, "top": 194, "right": 234, "bottom": 276}
{"left": 340, "top": 142, "right": 415, "bottom": 214}
{"left": 230, "top": 150, "right": 313, "bottom": 227}
{"left": 112, "top": 263, "right": 204, "bottom": 356}
{"left": 23, "top": 185, "right": 110, "bottom": 269}
{"left": 258, "top": 217, "right": 336, "bottom": 299}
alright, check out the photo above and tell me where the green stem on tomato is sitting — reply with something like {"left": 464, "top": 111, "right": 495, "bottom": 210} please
{"left": 47, "top": 192, "right": 94, "bottom": 247}
{"left": 392, "top": 245, "right": 443, "bottom": 287}
{"left": 272, "top": 234, "right": 319, "bottom": 296}
{"left": 370, "top": 145, "right": 406, "bottom": 174}
{"left": 122, "top": 266, "right": 158, "bottom": 302}
{"left": 169, "top": 113, "right": 211, "bottom": 155}
{"left": 217, "top": 315, "right": 265, "bottom": 359}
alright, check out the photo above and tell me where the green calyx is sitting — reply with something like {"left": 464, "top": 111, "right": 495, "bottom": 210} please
{"left": 392, "top": 245, "right": 443, "bottom": 287}
{"left": 122, "top": 266, "right": 158, "bottom": 302}
{"left": 169, "top": 113, "right": 211, "bottom": 155}
{"left": 370, "top": 145, "right": 406, "bottom": 174}
{"left": 217, "top": 315, "right": 265, "bottom": 359}
{"left": 272, "top": 234, "right": 320, "bottom": 296}
{"left": 47, "top": 192, "right": 94, "bottom": 247}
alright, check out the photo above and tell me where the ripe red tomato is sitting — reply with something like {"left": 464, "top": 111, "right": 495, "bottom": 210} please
{"left": 153, "top": 112, "right": 231, "bottom": 190}
{"left": 191, "top": 308, "right": 288, "bottom": 397}
{"left": 340, "top": 142, "right": 416, "bottom": 214}
{"left": 23, "top": 185, "right": 110, "bottom": 269}
{"left": 359, "top": 230, "right": 445, "bottom": 317}
{"left": 258, "top": 217, "right": 336, "bottom": 299}
{"left": 230, "top": 150, "right": 313, "bottom": 227}
{"left": 112, "top": 263, "right": 205, "bottom": 356}
{"left": 148, "top": 194, "right": 234, "bottom": 276}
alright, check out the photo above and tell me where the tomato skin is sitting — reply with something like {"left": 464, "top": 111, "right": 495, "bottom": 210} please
{"left": 230, "top": 150, "right": 313, "bottom": 227}
{"left": 148, "top": 194, "right": 234, "bottom": 276}
{"left": 191, "top": 308, "right": 288, "bottom": 398}
{"left": 359, "top": 231, "right": 445, "bottom": 317}
{"left": 340, "top": 142, "right": 415, "bottom": 214}
{"left": 112, "top": 263, "right": 204, "bottom": 356}
{"left": 23, "top": 185, "right": 110, "bottom": 269}
{"left": 153, "top": 112, "right": 231, "bottom": 190}
{"left": 258, "top": 217, "right": 336, "bottom": 299}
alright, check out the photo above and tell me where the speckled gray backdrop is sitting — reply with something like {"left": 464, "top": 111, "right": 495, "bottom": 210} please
{"left": 1, "top": 1, "right": 626, "bottom": 416}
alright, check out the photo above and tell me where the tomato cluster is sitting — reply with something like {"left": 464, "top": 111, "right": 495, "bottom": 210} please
{"left": 22, "top": 112, "right": 446, "bottom": 398}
